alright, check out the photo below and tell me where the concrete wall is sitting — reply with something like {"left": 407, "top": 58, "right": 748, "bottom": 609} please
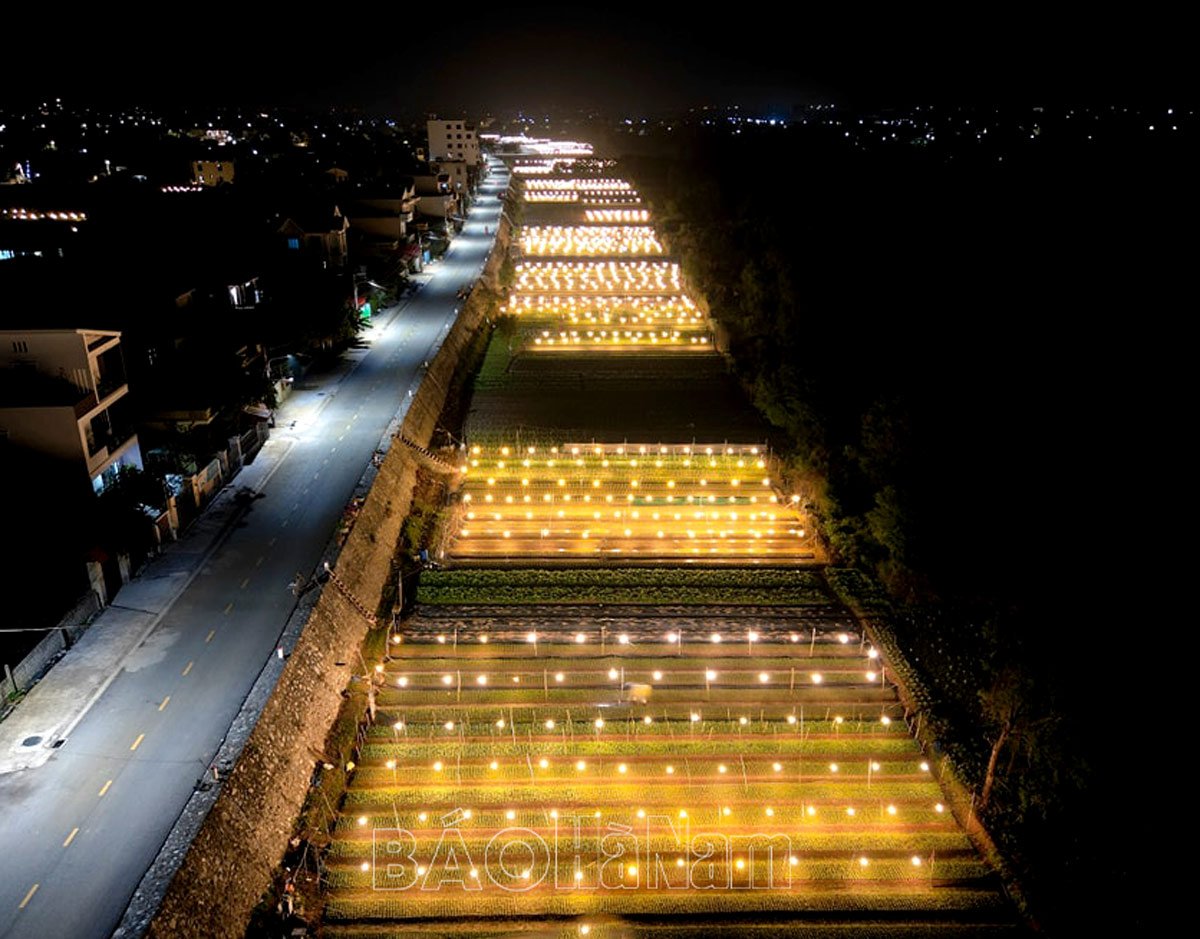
{"left": 2, "top": 592, "right": 101, "bottom": 701}
{"left": 0, "top": 404, "right": 84, "bottom": 463}
{"left": 141, "top": 220, "right": 508, "bottom": 939}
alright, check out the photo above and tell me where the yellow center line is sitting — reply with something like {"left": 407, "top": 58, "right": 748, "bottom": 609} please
{"left": 18, "top": 884, "right": 38, "bottom": 909}
{"left": 158, "top": 696, "right": 170, "bottom": 712}
{"left": 98, "top": 779, "right": 113, "bottom": 797}
{"left": 205, "top": 629, "right": 216, "bottom": 643}
{"left": 240, "top": 577, "right": 250, "bottom": 589}
{"left": 62, "top": 827, "right": 79, "bottom": 848}
{"left": 223, "top": 602, "right": 233, "bottom": 615}
{"left": 130, "top": 733, "right": 145, "bottom": 752}
{"left": 182, "top": 661, "right": 194, "bottom": 677}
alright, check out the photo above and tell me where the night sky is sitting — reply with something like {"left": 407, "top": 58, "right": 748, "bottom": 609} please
{"left": 2, "top": 5, "right": 1188, "bottom": 112}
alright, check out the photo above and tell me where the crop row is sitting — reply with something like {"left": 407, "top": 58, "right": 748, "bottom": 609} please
{"left": 329, "top": 829, "right": 973, "bottom": 856}
{"left": 323, "top": 884, "right": 1007, "bottom": 920}
{"left": 421, "top": 568, "right": 824, "bottom": 589}
{"left": 356, "top": 731, "right": 914, "bottom": 758}
{"left": 342, "top": 780, "right": 944, "bottom": 808}
{"left": 417, "top": 585, "right": 828, "bottom": 606}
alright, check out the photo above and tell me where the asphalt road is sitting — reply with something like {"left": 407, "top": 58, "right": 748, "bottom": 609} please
{"left": 0, "top": 164, "right": 509, "bottom": 939}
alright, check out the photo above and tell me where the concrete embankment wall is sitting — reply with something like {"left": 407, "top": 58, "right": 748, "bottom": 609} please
{"left": 141, "top": 221, "right": 508, "bottom": 939}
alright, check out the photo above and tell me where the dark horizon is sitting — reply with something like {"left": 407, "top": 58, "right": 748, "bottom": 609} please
{"left": 2, "top": 7, "right": 1190, "bottom": 114}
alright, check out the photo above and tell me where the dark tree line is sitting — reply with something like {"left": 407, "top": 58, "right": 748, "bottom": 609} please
{"left": 624, "top": 121, "right": 1186, "bottom": 934}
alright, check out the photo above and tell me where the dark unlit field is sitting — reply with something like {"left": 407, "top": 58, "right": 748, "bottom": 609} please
{"left": 466, "top": 348, "right": 773, "bottom": 443}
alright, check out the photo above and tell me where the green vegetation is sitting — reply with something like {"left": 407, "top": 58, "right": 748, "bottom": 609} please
{"left": 417, "top": 568, "right": 829, "bottom": 605}
{"left": 320, "top": 623, "right": 1004, "bottom": 930}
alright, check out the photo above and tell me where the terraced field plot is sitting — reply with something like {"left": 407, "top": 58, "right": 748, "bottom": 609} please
{"left": 466, "top": 351, "right": 773, "bottom": 442}
{"left": 522, "top": 178, "right": 642, "bottom": 204}
{"left": 447, "top": 444, "right": 815, "bottom": 562}
{"left": 585, "top": 208, "right": 651, "bottom": 223}
{"left": 514, "top": 260, "right": 682, "bottom": 295}
{"left": 416, "top": 569, "right": 834, "bottom": 606}
{"left": 500, "top": 295, "right": 710, "bottom": 353}
{"left": 520, "top": 225, "right": 664, "bottom": 257}
{"left": 323, "top": 609, "right": 1010, "bottom": 935}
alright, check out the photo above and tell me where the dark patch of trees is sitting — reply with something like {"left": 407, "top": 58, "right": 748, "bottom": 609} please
{"left": 625, "top": 120, "right": 1187, "bottom": 934}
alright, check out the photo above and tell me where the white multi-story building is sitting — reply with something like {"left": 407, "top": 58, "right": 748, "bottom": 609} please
{"left": 427, "top": 119, "right": 480, "bottom": 165}
{"left": 0, "top": 328, "right": 143, "bottom": 493}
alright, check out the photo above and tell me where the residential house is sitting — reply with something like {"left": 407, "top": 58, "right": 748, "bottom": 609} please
{"left": 0, "top": 328, "right": 142, "bottom": 494}
{"left": 412, "top": 172, "right": 459, "bottom": 227}
{"left": 345, "top": 182, "right": 419, "bottom": 262}
{"left": 278, "top": 206, "right": 350, "bottom": 270}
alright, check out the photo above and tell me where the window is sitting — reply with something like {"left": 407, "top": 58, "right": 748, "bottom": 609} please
{"left": 11, "top": 340, "right": 28, "bottom": 353}
{"left": 287, "top": 237, "right": 300, "bottom": 250}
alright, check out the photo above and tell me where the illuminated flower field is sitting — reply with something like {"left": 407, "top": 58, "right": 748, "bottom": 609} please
{"left": 498, "top": 295, "right": 710, "bottom": 352}
{"left": 523, "top": 177, "right": 642, "bottom": 204}
{"left": 585, "top": 208, "right": 650, "bottom": 223}
{"left": 525, "top": 178, "right": 636, "bottom": 193}
{"left": 447, "top": 444, "right": 814, "bottom": 561}
{"left": 501, "top": 294, "right": 702, "bottom": 326}
{"left": 322, "top": 614, "right": 1006, "bottom": 931}
{"left": 316, "top": 164, "right": 1011, "bottom": 937}
{"left": 520, "top": 225, "right": 664, "bottom": 256}
{"left": 514, "top": 261, "right": 681, "bottom": 294}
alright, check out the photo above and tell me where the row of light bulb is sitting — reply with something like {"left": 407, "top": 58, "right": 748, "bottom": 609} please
{"left": 1, "top": 208, "right": 87, "bottom": 221}
{"left": 501, "top": 294, "right": 700, "bottom": 321}
{"left": 523, "top": 178, "right": 634, "bottom": 191}
{"left": 414, "top": 630, "right": 870, "bottom": 647}
{"left": 469, "top": 444, "right": 764, "bottom": 457}
{"left": 524, "top": 193, "right": 643, "bottom": 204}
{"left": 532, "top": 332, "right": 706, "bottom": 346}
{"left": 458, "top": 527, "right": 804, "bottom": 540}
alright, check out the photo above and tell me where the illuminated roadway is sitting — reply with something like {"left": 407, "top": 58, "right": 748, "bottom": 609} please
{"left": 0, "top": 164, "right": 509, "bottom": 939}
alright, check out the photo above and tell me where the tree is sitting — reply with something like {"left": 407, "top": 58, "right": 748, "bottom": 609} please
{"left": 977, "top": 665, "right": 1052, "bottom": 810}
